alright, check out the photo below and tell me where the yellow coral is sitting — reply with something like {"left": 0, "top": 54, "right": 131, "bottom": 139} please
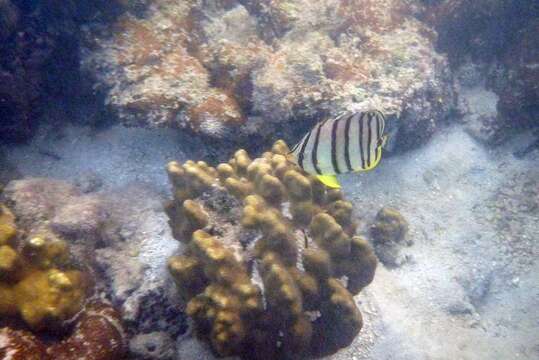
{"left": 166, "top": 199, "right": 209, "bottom": 242}
{"left": 309, "top": 213, "right": 351, "bottom": 258}
{"left": 166, "top": 140, "right": 377, "bottom": 358}
{"left": 166, "top": 160, "right": 218, "bottom": 202}
{"left": 15, "top": 268, "right": 87, "bottom": 329}
{"left": 0, "top": 205, "right": 17, "bottom": 246}
{"left": 0, "top": 215, "right": 90, "bottom": 330}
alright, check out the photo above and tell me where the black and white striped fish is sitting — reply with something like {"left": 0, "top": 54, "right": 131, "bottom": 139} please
{"left": 289, "top": 110, "right": 388, "bottom": 189}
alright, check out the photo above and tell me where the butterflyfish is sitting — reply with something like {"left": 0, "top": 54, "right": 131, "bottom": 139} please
{"left": 289, "top": 110, "right": 387, "bottom": 189}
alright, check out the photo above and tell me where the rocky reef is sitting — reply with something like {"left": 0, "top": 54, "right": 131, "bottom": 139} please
{"left": 82, "top": 0, "right": 453, "bottom": 150}
{"left": 0, "top": 0, "right": 44, "bottom": 143}
{"left": 0, "top": 202, "right": 127, "bottom": 360}
{"left": 424, "top": 0, "right": 539, "bottom": 144}
{"left": 166, "top": 140, "right": 377, "bottom": 358}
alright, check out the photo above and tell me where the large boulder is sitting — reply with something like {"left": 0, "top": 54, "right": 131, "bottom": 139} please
{"left": 425, "top": 0, "right": 539, "bottom": 144}
{"left": 82, "top": 0, "right": 455, "bottom": 150}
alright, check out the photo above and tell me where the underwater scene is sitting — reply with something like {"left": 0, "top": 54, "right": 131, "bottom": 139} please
{"left": 0, "top": 1, "right": 537, "bottom": 359}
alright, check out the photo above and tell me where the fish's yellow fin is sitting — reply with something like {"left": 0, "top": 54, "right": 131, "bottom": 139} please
{"left": 356, "top": 147, "right": 383, "bottom": 172}
{"left": 316, "top": 174, "right": 341, "bottom": 189}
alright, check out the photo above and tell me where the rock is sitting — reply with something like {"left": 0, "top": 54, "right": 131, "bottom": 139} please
{"left": 0, "top": 0, "right": 18, "bottom": 41}
{"left": 0, "top": 0, "right": 129, "bottom": 143}
{"left": 75, "top": 171, "right": 104, "bottom": 193}
{"left": 2, "top": 178, "right": 82, "bottom": 229}
{"left": 2, "top": 178, "right": 111, "bottom": 248}
{"left": 424, "top": 1, "right": 537, "bottom": 65}
{"left": 456, "top": 78, "right": 502, "bottom": 144}
{"left": 129, "top": 332, "right": 176, "bottom": 360}
{"left": 82, "top": 0, "right": 454, "bottom": 151}
{"left": 425, "top": 0, "right": 539, "bottom": 144}
{"left": 373, "top": 245, "right": 412, "bottom": 268}
{"left": 95, "top": 246, "right": 147, "bottom": 302}
{"left": 50, "top": 195, "right": 109, "bottom": 245}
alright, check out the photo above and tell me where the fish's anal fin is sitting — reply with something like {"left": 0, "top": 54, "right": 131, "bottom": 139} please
{"left": 316, "top": 175, "right": 341, "bottom": 189}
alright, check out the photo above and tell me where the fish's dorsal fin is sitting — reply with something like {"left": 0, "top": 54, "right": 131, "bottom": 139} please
{"left": 316, "top": 174, "right": 341, "bottom": 189}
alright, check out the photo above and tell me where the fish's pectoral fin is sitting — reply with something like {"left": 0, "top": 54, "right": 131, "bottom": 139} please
{"left": 316, "top": 174, "right": 341, "bottom": 189}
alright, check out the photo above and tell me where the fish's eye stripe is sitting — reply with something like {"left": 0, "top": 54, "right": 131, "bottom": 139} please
{"left": 297, "top": 130, "right": 312, "bottom": 169}
{"left": 311, "top": 123, "right": 323, "bottom": 175}
{"left": 344, "top": 114, "right": 353, "bottom": 172}
{"left": 331, "top": 118, "right": 341, "bottom": 174}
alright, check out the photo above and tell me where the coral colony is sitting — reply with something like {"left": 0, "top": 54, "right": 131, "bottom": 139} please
{"left": 166, "top": 140, "right": 377, "bottom": 359}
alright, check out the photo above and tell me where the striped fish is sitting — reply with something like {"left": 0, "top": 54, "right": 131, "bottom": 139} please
{"left": 290, "top": 110, "right": 387, "bottom": 189}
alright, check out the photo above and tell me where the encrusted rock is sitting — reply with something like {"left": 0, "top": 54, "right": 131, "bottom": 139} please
{"left": 83, "top": 0, "right": 454, "bottom": 150}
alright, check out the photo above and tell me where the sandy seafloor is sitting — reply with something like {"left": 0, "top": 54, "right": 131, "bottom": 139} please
{"left": 2, "top": 121, "right": 538, "bottom": 360}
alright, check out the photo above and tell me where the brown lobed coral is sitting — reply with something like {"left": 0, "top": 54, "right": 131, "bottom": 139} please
{"left": 166, "top": 140, "right": 377, "bottom": 359}
{"left": 369, "top": 207, "right": 411, "bottom": 268}
{"left": 0, "top": 202, "right": 127, "bottom": 360}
